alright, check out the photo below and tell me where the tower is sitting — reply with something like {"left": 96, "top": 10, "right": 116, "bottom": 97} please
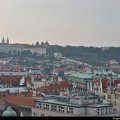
{"left": 36, "top": 41, "right": 39, "bottom": 47}
{"left": 6, "top": 37, "right": 9, "bottom": 44}
{"left": 2, "top": 37, "right": 5, "bottom": 44}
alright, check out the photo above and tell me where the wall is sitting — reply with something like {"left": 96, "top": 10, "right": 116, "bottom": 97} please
{"left": 33, "top": 81, "right": 45, "bottom": 89}
{"left": 25, "top": 47, "right": 46, "bottom": 56}
{"left": 0, "top": 44, "right": 24, "bottom": 53}
{"left": 74, "top": 107, "right": 85, "bottom": 115}
{"left": 32, "top": 108, "right": 76, "bottom": 116}
{"left": 87, "top": 107, "right": 97, "bottom": 116}
{"left": 0, "top": 72, "right": 28, "bottom": 76}
{"left": 18, "top": 106, "right": 32, "bottom": 116}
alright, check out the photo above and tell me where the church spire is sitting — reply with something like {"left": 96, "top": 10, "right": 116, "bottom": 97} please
{"left": 6, "top": 37, "right": 9, "bottom": 44}
{"left": 2, "top": 37, "right": 5, "bottom": 44}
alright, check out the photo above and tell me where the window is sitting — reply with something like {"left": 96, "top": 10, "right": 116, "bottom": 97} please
{"left": 109, "top": 108, "right": 112, "bottom": 114}
{"left": 105, "top": 108, "right": 108, "bottom": 114}
{"left": 51, "top": 105, "right": 57, "bottom": 111}
{"left": 43, "top": 104, "right": 49, "bottom": 110}
{"left": 85, "top": 97, "right": 87, "bottom": 100}
{"left": 67, "top": 107, "right": 73, "bottom": 114}
{"left": 97, "top": 108, "right": 100, "bottom": 115}
{"left": 36, "top": 103, "right": 42, "bottom": 109}
{"left": 101, "top": 108, "right": 104, "bottom": 114}
{"left": 58, "top": 106, "right": 64, "bottom": 112}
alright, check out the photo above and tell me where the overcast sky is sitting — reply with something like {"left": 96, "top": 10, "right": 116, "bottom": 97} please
{"left": 0, "top": 0, "right": 120, "bottom": 47}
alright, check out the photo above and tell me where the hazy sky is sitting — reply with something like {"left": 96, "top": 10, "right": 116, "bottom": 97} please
{"left": 0, "top": 0, "right": 120, "bottom": 47}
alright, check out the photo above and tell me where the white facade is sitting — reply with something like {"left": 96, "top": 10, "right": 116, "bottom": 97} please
{"left": 54, "top": 53, "right": 62, "bottom": 59}
{"left": 0, "top": 87, "right": 27, "bottom": 93}
{"left": 0, "top": 71, "right": 28, "bottom": 76}
{"left": 109, "top": 60, "right": 118, "bottom": 66}
{"left": 33, "top": 81, "right": 46, "bottom": 89}
{"left": 32, "top": 98, "right": 114, "bottom": 116}
{"left": 114, "top": 84, "right": 120, "bottom": 114}
{"left": 0, "top": 44, "right": 25, "bottom": 53}
{"left": 0, "top": 39, "right": 46, "bottom": 56}
{"left": 24, "top": 47, "right": 46, "bottom": 56}
{"left": 30, "top": 76, "right": 48, "bottom": 89}
{"left": 29, "top": 69, "right": 42, "bottom": 75}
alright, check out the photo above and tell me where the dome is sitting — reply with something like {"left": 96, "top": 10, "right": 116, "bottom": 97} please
{"left": 2, "top": 106, "right": 17, "bottom": 117}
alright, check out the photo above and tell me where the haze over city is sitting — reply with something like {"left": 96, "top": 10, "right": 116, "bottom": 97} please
{"left": 0, "top": 0, "right": 120, "bottom": 47}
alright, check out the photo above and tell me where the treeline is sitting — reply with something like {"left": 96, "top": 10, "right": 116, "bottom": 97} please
{"left": 47, "top": 45, "right": 120, "bottom": 66}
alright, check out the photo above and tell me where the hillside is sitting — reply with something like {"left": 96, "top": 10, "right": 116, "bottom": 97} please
{"left": 47, "top": 45, "right": 120, "bottom": 67}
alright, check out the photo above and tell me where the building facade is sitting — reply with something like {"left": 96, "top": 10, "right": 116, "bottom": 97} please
{"left": 32, "top": 96, "right": 114, "bottom": 116}
{"left": 0, "top": 37, "right": 46, "bottom": 56}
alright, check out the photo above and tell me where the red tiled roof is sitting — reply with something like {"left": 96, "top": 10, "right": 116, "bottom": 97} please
{"left": 4, "top": 95, "right": 35, "bottom": 107}
{"left": 42, "top": 81, "right": 70, "bottom": 90}
{"left": 101, "top": 78, "right": 109, "bottom": 89}
{"left": 114, "top": 80, "right": 120, "bottom": 86}
{"left": 92, "top": 78, "right": 109, "bottom": 89}
{"left": 0, "top": 76, "right": 22, "bottom": 84}
{"left": 19, "top": 91, "right": 33, "bottom": 97}
{"left": 93, "top": 78, "right": 120, "bottom": 90}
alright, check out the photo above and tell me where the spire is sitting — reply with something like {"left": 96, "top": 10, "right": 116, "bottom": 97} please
{"left": 6, "top": 37, "right": 9, "bottom": 44}
{"left": 2, "top": 37, "right": 5, "bottom": 44}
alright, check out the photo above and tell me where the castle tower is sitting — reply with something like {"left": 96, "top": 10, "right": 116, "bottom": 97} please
{"left": 2, "top": 37, "right": 5, "bottom": 44}
{"left": 6, "top": 37, "right": 9, "bottom": 44}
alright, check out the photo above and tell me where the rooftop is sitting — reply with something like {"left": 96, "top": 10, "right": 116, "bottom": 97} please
{"left": 36, "top": 97, "right": 113, "bottom": 108}
{"left": 94, "top": 70, "right": 117, "bottom": 76}
{"left": 69, "top": 72, "right": 93, "bottom": 80}
{"left": 3, "top": 95, "right": 35, "bottom": 108}
{"left": 0, "top": 87, "right": 27, "bottom": 93}
{"left": 0, "top": 76, "right": 22, "bottom": 83}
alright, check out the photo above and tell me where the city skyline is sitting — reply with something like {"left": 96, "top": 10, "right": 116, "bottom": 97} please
{"left": 0, "top": 0, "right": 120, "bottom": 47}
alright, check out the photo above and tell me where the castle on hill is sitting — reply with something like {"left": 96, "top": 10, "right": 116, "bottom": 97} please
{"left": 0, "top": 37, "right": 49, "bottom": 56}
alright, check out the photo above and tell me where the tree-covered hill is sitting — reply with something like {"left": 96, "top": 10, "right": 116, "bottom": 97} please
{"left": 47, "top": 45, "right": 120, "bottom": 67}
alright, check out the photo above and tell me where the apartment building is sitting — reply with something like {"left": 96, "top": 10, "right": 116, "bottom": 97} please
{"left": 32, "top": 94, "right": 114, "bottom": 116}
{"left": 114, "top": 84, "right": 120, "bottom": 114}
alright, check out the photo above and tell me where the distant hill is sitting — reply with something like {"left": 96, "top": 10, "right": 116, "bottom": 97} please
{"left": 47, "top": 45, "right": 120, "bottom": 67}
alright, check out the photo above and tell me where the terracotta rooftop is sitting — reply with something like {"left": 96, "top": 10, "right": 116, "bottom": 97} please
{"left": 114, "top": 80, "right": 120, "bottom": 86}
{"left": 101, "top": 78, "right": 109, "bottom": 89}
{"left": 19, "top": 91, "right": 33, "bottom": 97}
{"left": 92, "top": 78, "right": 109, "bottom": 89}
{"left": 3, "top": 95, "right": 35, "bottom": 108}
{"left": 0, "top": 76, "right": 22, "bottom": 84}
{"left": 38, "top": 81, "right": 70, "bottom": 91}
